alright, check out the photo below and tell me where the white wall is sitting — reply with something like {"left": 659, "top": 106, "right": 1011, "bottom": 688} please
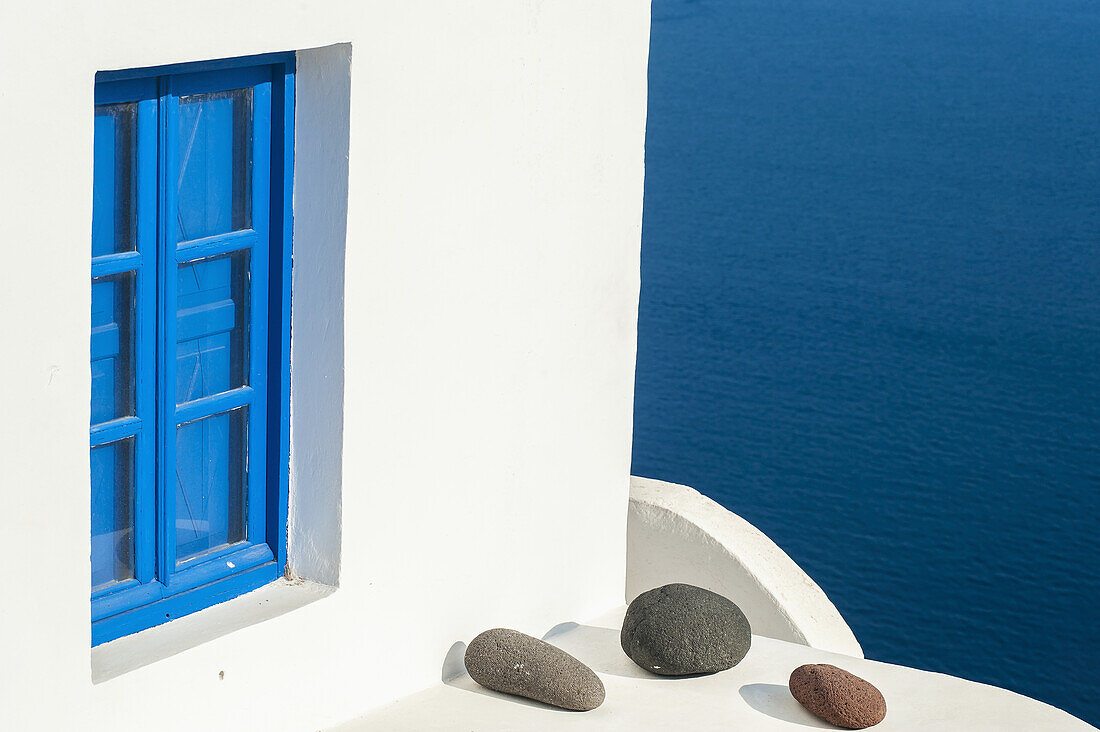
{"left": 0, "top": 2, "right": 650, "bottom": 730}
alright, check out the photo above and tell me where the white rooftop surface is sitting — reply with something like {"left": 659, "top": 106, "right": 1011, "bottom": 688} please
{"left": 338, "top": 607, "right": 1095, "bottom": 732}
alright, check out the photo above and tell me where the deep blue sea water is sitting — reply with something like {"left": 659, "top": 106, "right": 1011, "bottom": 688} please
{"left": 632, "top": 0, "right": 1100, "bottom": 724}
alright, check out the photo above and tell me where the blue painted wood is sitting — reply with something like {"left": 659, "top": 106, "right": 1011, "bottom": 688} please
{"left": 94, "top": 77, "right": 157, "bottom": 106}
{"left": 158, "top": 75, "right": 179, "bottom": 582}
{"left": 90, "top": 416, "right": 141, "bottom": 446}
{"left": 172, "top": 66, "right": 272, "bottom": 98}
{"left": 174, "top": 386, "right": 254, "bottom": 424}
{"left": 247, "top": 80, "right": 272, "bottom": 550}
{"left": 134, "top": 96, "right": 158, "bottom": 585}
{"left": 170, "top": 74, "right": 271, "bottom": 568}
{"left": 91, "top": 97, "right": 141, "bottom": 591}
{"left": 92, "top": 578, "right": 165, "bottom": 621}
{"left": 268, "top": 68, "right": 295, "bottom": 573}
{"left": 91, "top": 57, "right": 294, "bottom": 645}
{"left": 92, "top": 561, "right": 278, "bottom": 646}
{"left": 91, "top": 543, "right": 274, "bottom": 625}
{"left": 91, "top": 542, "right": 273, "bottom": 622}
{"left": 97, "top": 52, "right": 294, "bottom": 85}
{"left": 175, "top": 229, "right": 258, "bottom": 263}
{"left": 90, "top": 250, "right": 142, "bottom": 278}
{"left": 167, "top": 542, "right": 273, "bottom": 592}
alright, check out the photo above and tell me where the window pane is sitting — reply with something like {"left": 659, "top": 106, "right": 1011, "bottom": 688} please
{"left": 175, "top": 408, "right": 247, "bottom": 565}
{"left": 177, "top": 88, "right": 253, "bottom": 241}
{"left": 91, "top": 272, "right": 135, "bottom": 425}
{"left": 91, "top": 438, "right": 135, "bottom": 591}
{"left": 177, "top": 250, "right": 250, "bottom": 403}
{"left": 92, "top": 103, "right": 137, "bottom": 257}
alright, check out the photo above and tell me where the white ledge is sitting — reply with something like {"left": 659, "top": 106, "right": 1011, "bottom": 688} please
{"left": 331, "top": 479, "right": 1094, "bottom": 730}
{"left": 339, "top": 606, "right": 1095, "bottom": 731}
{"left": 91, "top": 578, "right": 335, "bottom": 683}
{"left": 627, "top": 476, "right": 863, "bottom": 657}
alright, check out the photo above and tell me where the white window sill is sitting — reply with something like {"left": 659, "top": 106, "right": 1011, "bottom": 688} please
{"left": 91, "top": 577, "right": 336, "bottom": 683}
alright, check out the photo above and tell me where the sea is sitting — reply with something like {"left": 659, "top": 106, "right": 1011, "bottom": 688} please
{"left": 631, "top": 0, "right": 1100, "bottom": 724}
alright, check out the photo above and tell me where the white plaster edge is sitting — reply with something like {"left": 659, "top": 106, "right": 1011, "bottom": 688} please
{"left": 286, "top": 42, "right": 351, "bottom": 587}
{"left": 91, "top": 578, "right": 336, "bottom": 683}
{"left": 627, "top": 476, "right": 864, "bottom": 658}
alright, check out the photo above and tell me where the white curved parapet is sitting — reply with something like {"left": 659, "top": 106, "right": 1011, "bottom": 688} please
{"left": 627, "top": 476, "right": 864, "bottom": 657}
{"left": 339, "top": 479, "right": 1097, "bottom": 730}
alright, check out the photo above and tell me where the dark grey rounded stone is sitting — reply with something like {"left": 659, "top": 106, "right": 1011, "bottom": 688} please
{"left": 620, "top": 583, "right": 751, "bottom": 675}
{"left": 464, "top": 628, "right": 605, "bottom": 711}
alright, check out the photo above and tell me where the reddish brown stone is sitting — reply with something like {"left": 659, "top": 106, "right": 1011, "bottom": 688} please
{"left": 789, "top": 664, "right": 887, "bottom": 729}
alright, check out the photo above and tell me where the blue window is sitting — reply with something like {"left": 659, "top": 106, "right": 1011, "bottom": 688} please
{"left": 90, "top": 54, "right": 294, "bottom": 646}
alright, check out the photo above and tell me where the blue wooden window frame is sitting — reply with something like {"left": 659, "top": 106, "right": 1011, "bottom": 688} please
{"left": 90, "top": 53, "right": 294, "bottom": 646}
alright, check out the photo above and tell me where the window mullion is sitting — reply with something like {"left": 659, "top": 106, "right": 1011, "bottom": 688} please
{"left": 245, "top": 80, "right": 272, "bottom": 547}
{"left": 132, "top": 95, "right": 159, "bottom": 585}
{"left": 156, "top": 77, "right": 180, "bottom": 583}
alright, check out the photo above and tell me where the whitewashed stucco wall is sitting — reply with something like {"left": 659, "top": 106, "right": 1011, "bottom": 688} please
{"left": 0, "top": 2, "right": 650, "bottom": 730}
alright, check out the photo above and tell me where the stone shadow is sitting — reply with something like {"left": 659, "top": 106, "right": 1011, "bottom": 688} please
{"left": 739, "top": 683, "right": 834, "bottom": 728}
{"left": 542, "top": 622, "right": 681, "bottom": 680}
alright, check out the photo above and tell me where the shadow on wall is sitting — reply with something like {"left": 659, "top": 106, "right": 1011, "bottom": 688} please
{"left": 286, "top": 42, "right": 351, "bottom": 588}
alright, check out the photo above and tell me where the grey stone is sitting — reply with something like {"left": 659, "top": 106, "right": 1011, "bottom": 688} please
{"left": 463, "top": 628, "right": 605, "bottom": 711}
{"left": 620, "top": 583, "right": 751, "bottom": 675}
